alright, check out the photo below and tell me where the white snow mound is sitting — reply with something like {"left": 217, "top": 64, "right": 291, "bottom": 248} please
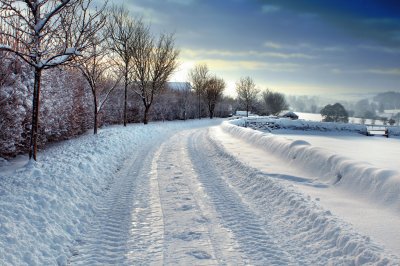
{"left": 224, "top": 119, "right": 400, "bottom": 212}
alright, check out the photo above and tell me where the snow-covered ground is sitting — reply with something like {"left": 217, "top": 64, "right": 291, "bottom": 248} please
{"left": 297, "top": 111, "right": 400, "bottom": 126}
{"left": 1, "top": 118, "right": 399, "bottom": 265}
{"left": 224, "top": 117, "right": 400, "bottom": 255}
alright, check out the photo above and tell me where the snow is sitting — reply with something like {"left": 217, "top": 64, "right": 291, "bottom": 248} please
{"left": 1, "top": 118, "right": 399, "bottom": 265}
{"left": 0, "top": 120, "right": 219, "bottom": 265}
{"left": 296, "top": 111, "right": 400, "bottom": 126}
{"left": 39, "top": 48, "right": 80, "bottom": 68}
{"left": 0, "top": 44, "right": 12, "bottom": 50}
{"left": 226, "top": 118, "right": 400, "bottom": 211}
{"left": 221, "top": 117, "right": 400, "bottom": 255}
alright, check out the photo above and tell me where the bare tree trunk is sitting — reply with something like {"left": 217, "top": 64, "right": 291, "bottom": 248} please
{"left": 123, "top": 70, "right": 128, "bottom": 127}
{"left": 143, "top": 105, "right": 150, "bottom": 124}
{"left": 198, "top": 92, "right": 201, "bottom": 119}
{"left": 94, "top": 95, "right": 98, "bottom": 134}
{"left": 29, "top": 68, "right": 42, "bottom": 161}
{"left": 209, "top": 104, "right": 214, "bottom": 119}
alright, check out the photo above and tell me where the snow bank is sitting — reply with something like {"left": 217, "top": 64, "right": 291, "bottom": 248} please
{"left": 223, "top": 119, "right": 400, "bottom": 212}
{"left": 0, "top": 120, "right": 219, "bottom": 265}
{"left": 221, "top": 156, "right": 398, "bottom": 265}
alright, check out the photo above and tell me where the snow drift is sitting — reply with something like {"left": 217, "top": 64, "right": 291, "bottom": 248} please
{"left": 223, "top": 119, "right": 400, "bottom": 212}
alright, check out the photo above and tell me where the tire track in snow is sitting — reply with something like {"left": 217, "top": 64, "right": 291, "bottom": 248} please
{"left": 154, "top": 131, "right": 245, "bottom": 265}
{"left": 187, "top": 129, "right": 297, "bottom": 265}
{"left": 68, "top": 143, "right": 164, "bottom": 265}
{"left": 191, "top": 127, "right": 398, "bottom": 265}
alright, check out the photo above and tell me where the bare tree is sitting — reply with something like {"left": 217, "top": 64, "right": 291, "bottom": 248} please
{"left": 203, "top": 75, "right": 225, "bottom": 119}
{"left": 130, "top": 24, "right": 179, "bottom": 124}
{"left": 262, "top": 89, "right": 288, "bottom": 116}
{"left": 189, "top": 63, "right": 209, "bottom": 119}
{"left": 105, "top": 6, "right": 137, "bottom": 127}
{"left": 0, "top": 0, "right": 106, "bottom": 160}
{"left": 77, "top": 35, "right": 121, "bottom": 134}
{"left": 235, "top": 76, "right": 259, "bottom": 117}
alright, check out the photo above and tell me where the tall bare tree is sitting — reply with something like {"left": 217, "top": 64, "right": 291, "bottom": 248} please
{"left": 189, "top": 63, "right": 209, "bottom": 119}
{"left": 203, "top": 75, "right": 225, "bottom": 119}
{"left": 0, "top": 0, "right": 106, "bottom": 160}
{"left": 236, "top": 76, "right": 259, "bottom": 117}
{"left": 105, "top": 6, "right": 136, "bottom": 127}
{"left": 130, "top": 23, "right": 179, "bottom": 124}
{"left": 77, "top": 35, "right": 121, "bottom": 134}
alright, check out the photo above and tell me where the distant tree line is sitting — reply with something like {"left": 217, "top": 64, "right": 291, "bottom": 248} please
{"left": 287, "top": 92, "right": 400, "bottom": 125}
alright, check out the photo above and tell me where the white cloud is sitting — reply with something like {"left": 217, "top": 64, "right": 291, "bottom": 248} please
{"left": 367, "top": 68, "right": 400, "bottom": 76}
{"left": 358, "top": 44, "right": 400, "bottom": 54}
{"left": 181, "top": 48, "right": 314, "bottom": 60}
{"left": 261, "top": 5, "right": 280, "bottom": 13}
{"left": 264, "top": 42, "right": 282, "bottom": 49}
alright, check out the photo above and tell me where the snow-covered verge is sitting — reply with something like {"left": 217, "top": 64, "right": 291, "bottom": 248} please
{"left": 224, "top": 119, "right": 400, "bottom": 213}
{"left": 233, "top": 116, "right": 400, "bottom": 136}
{"left": 0, "top": 120, "right": 218, "bottom": 265}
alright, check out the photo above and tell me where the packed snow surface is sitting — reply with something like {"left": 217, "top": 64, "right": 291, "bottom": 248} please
{"left": 0, "top": 119, "right": 399, "bottom": 265}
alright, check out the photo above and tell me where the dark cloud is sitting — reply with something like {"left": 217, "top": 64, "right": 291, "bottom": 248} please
{"left": 258, "top": 0, "right": 400, "bottom": 47}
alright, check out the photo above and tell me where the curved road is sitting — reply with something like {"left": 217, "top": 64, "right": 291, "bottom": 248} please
{"left": 69, "top": 124, "right": 398, "bottom": 265}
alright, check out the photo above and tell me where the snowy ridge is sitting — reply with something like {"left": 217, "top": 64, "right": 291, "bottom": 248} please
{"left": 223, "top": 120, "right": 400, "bottom": 212}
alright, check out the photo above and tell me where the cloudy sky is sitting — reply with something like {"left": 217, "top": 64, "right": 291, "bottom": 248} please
{"left": 108, "top": 0, "right": 400, "bottom": 97}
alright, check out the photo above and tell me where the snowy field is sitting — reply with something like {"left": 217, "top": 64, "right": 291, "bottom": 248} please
{"left": 1, "top": 118, "right": 400, "bottom": 265}
{"left": 272, "top": 131, "right": 400, "bottom": 171}
{"left": 296, "top": 111, "right": 400, "bottom": 125}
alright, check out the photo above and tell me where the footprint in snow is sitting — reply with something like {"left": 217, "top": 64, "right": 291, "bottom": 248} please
{"left": 187, "top": 250, "right": 212, "bottom": 260}
{"left": 176, "top": 204, "right": 193, "bottom": 211}
{"left": 165, "top": 185, "right": 178, "bottom": 192}
{"left": 173, "top": 231, "right": 202, "bottom": 241}
{"left": 193, "top": 216, "right": 209, "bottom": 224}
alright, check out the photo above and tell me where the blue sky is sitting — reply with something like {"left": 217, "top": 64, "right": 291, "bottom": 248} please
{"left": 108, "top": 0, "right": 400, "bottom": 97}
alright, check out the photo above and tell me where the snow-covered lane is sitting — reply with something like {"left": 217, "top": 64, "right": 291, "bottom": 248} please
{"left": 2, "top": 119, "right": 399, "bottom": 265}
{"left": 188, "top": 130, "right": 297, "bottom": 265}
{"left": 69, "top": 122, "right": 398, "bottom": 265}
{"left": 154, "top": 131, "right": 244, "bottom": 265}
{"left": 69, "top": 138, "right": 164, "bottom": 264}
